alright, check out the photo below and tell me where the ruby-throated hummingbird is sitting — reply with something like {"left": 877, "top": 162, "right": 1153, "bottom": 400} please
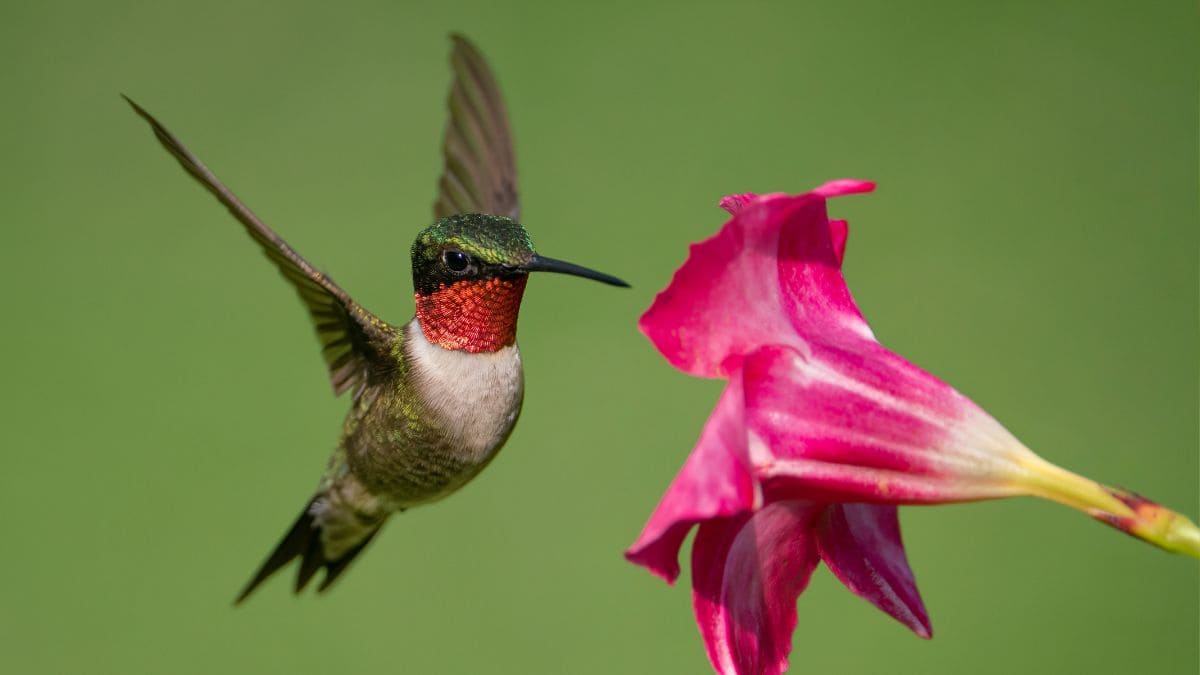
{"left": 125, "top": 35, "right": 628, "bottom": 603}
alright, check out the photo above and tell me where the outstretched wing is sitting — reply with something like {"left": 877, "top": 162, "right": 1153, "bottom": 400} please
{"left": 433, "top": 34, "right": 520, "bottom": 220}
{"left": 124, "top": 96, "right": 397, "bottom": 396}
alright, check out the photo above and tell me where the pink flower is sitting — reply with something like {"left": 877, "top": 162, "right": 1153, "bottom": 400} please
{"left": 627, "top": 181, "right": 1200, "bottom": 675}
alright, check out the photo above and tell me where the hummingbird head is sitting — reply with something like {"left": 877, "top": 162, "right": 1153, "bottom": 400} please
{"left": 411, "top": 213, "right": 627, "bottom": 353}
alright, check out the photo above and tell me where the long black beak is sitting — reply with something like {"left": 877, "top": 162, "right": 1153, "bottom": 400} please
{"left": 521, "top": 254, "right": 630, "bottom": 287}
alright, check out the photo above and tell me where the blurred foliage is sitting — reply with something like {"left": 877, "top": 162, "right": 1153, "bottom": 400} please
{"left": 0, "top": 1, "right": 1195, "bottom": 673}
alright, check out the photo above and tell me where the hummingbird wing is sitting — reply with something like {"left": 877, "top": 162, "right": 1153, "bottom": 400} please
{"left": 433, "top": 34, "right": 520, "bottom": 221}
{"left": 124, "top": 96, "right": 397, "bottom": 397}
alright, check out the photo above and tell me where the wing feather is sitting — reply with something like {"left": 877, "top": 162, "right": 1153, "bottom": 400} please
{"left": 433, "top": 35, "right": 520, "bottom": 220}
{"left": 124, "top": 96, "right": 397, "bottom": 396}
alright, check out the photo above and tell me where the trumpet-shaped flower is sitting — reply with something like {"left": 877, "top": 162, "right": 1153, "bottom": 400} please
{"left": 627, "top": 181, "right": 1199, "bottom": 675}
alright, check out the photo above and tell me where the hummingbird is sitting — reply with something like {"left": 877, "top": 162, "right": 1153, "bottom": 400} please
{"left": 125, "top": 35, "right": 628, "bottom": 603}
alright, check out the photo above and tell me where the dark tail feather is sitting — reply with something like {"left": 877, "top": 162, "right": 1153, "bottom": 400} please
{"left": 234, "top": 498, "right": 381, "bottom": 604}
{"left": 317, "top": 527, "right": 381, "bottom": 592}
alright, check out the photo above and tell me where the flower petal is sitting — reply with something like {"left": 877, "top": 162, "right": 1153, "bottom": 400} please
{"left": 773, "top": 198, "right": 871, "bottom": 342}
{"left": 816, "top": 504, "right": 931, "bottom": 638}
{"left": 625, "top": 377, "right": 757, "bottom": 583}
{"left": 692, "top": 501, "right": 823, "bottom": 675}
{"left": 811, "top": 178, "right": 875, "bottom": 198}
{"left": 828, "top": 219, "right": 848, "bottom": 267}
{"left": 742, "top": 344, "right": 1033, "bottom": 504}
{"left": 719, "top": 193, "right": 760, "bottom": 215}
{"left": 640, "top": 184, "right": 874, "bottom": 378}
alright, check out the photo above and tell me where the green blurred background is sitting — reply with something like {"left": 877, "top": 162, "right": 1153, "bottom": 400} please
{"left": 1, "top": 1, "right": 1195, "bottom": 673}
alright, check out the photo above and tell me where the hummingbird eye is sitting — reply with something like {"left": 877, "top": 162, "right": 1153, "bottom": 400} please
{"left": 443, "top": 249, "right": 471, "bottom": 273}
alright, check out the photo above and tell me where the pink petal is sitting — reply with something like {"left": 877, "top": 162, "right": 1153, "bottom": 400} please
{"left": 639, "top": 193, "right": 795, "bottom": 379}
{"left": 640, "top": 184, "right": 874, "bottom": 379}
{"left": 811, "top": 178, "right": 875, "bottom": 198}
{"left": 799, "top": 178, "right": 870, "bottom": 266}
{"left": 719, "top": 193, "right": 760, "bottom": 215}
{"left": 828, "top": 219, "right": 848, "bottom": 267}
{"left": 741, "top": 344, "right": 1032, "bottom": 504}
{"left": 773, "top": 198, "right": 871, "bottom": 342}
{"left": 692, "top": 501, "right": 823, "bottom": 675}
{"left": 815, "top": 504, "right": 931, "bottom": 638}
{"left": 625, "top": 377, "right": 757, "bottom": 583}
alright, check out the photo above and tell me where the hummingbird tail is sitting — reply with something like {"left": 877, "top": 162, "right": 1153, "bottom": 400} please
{"left": 234, "top": 494, "right": 385, "bottom": 604}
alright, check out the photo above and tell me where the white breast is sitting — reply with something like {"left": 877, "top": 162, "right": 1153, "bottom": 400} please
{"left": 404, "top": 319, "right": 524, "bottom": 463}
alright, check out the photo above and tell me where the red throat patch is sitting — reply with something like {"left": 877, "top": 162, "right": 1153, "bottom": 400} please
{"left": 415, "top": 276, "right": 529, "bottom": 352}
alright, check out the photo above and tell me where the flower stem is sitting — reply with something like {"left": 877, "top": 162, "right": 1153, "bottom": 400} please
{"left": 1016, "top": 455, "right": 1200, "bottom": 558}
